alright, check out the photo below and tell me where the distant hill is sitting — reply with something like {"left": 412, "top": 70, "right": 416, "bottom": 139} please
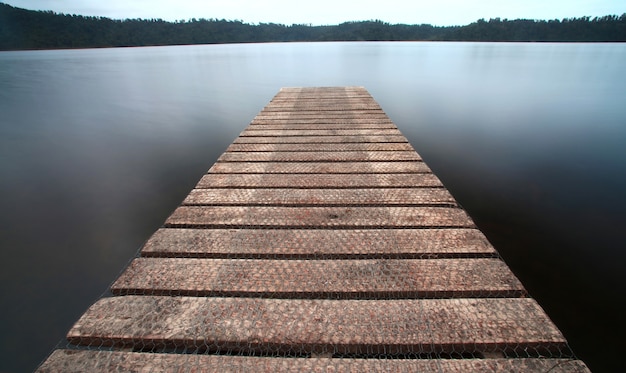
{"left": 1, "top": 3, "right": 625, "bottom": 50}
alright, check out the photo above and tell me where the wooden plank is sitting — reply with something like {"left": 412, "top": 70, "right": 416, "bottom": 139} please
{"left": 260, "top": 105, "right": 383, "bottom": 111}
{"left": 233, "top": 135, "right": 408, "bottom": 143}
{"left": 253, "top": 112, "right": 390, "bottom": 118}
{"left": 270, "top": 96, "right": 375, "bottom": 101}
{"left": 271, "top": 95, "right": 375, "bottom": 100}
{"left": 278, "top": 86, "right": 368, "bottom": 92}
{"left": 272, "top": 96, "right": 374, "bottom": 101}
{"left": 272, "top": 93, "right": 373, "bottom": 97}
{"left": 140, "top": 228, "right": 497, "bottom": 258}
{"left": 250, "top": 118, "right": 394, "bottom": 125}
{"left": 207, "top": 161, "right": 430, "bottom": 174}
{"left": 225, "top": 143, "right": 414, "bottom": 152}
{"left": 264, "top": 103, "right": 381, "bottom": 109}
{"left": 266, "top": 95, "right": 377, "bottom": 101}
{"left": 261, "top": 100, "right": 379, "bottom": 106}
{"left": 273, "top": 93, "right": 371, "bottom": 97}
{"left": 111, "top": 258, "right": 525, "bottom": 298}
{"left": 38, "top": 350, "right": 590, "bottom": 373}
{"left": 270, "top": 97, "right": 375, "bottom": 101}
{"left": 66, "top": 296, "right": 567, "bottom": 355}
{"left": 279, "top": 86, "right": 368, "bottom": 92}
{"left": 272, "top": 95, "right": 373, "bottom": 100}
{"left": 260, "top": 108, "right": 383, "bottom": 113}
{"left": 261, "top": 100, "right": 379, "bottom": 105}
{"left": 182, "top": 188, "right": 456, "bottom": 206}
{"left": 217, "top": 151, "right": 421, "bottom": 162}
{"left": 195, "top": 173, "right": 443, "bottom": 188}
{"left": 247, "top": 123, "right": 396, "bottom": 129}
{"left": 165, "top": 206, "right": 474, "bottom": 228}
{"left": 267, "top": 96, "right": 377, "bottom": 100}
{"left": 239, "top": 129, "right": 402, "bottom": 137}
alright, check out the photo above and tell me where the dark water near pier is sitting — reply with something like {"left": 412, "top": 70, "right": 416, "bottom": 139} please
{"left": 1, "top": 42, "right": 624, "bottom": 372}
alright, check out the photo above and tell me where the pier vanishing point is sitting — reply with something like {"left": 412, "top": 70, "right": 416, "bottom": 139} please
{"left": 38, "top": 87, "right": 589, "bottom": 372}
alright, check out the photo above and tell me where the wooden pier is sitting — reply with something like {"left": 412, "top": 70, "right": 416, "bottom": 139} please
{"left": 38, "top": 87, "right": 589, "bottom": 372}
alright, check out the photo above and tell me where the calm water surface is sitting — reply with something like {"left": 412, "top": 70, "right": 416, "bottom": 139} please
{"left": 1, "top": 42, "right": 624, "bottom": 372}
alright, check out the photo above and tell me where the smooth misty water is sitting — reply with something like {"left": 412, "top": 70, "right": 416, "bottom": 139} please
{"left": 1, "top": 42, "right": 625, "bottom": 372}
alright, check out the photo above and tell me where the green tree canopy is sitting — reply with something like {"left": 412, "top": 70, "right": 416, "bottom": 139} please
{"left": 1, "top": 3, "right": 625, "bottom": 50}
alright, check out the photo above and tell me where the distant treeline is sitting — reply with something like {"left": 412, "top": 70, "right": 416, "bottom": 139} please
{"left": 1, "top": 3, "right": 625, "bottom": 50}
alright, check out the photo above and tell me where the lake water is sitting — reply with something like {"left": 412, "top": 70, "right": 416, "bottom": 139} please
{"left": 1, "top": 42, "right": 625, "bottom": 372}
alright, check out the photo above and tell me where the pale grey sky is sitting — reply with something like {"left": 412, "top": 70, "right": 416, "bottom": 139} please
{"left": 4, "top": 0, "right": 625, "bottom": 26}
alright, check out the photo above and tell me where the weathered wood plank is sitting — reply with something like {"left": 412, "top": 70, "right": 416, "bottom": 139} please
{"left": 258, "top": 109, "right": 384, "bottom": 114}
{"left": 38, "top": 350, "right": 591, "bottom": 373}
{"left": 273, "top": 92, "right": 372, "bottom": 99}
{"left": 253, "top": 112, "right": 389, "bottom": 117}
{"left": 269, "top": 98, "right": 375, "bottom": 102}
{"left": 233, "top": 135, "right": 408, "bottom": 143}
{"left": 273, "top": 96, "right": 375, "bottom": 100}
{"left": 226, "top": 143, "right": 414, "bottom": 152}
{"left": 240, "top": 129, "right": 402, "bottom": 137}
{"left": 165, "top": 206, "right": 474, "bottom": 228}
{"left": 111, "top": 258, "right": 525, "bottom": 298}
{"left": 271, "top": 96, "right": 377, "bottom": 101}
{"left": 250, "top": 118, "right": 395, "bottom": 125}
{"left": 278, "top": 86, "right": 368, "bottom": 91}
{"left": 182, "top": 188, "right": 456, "bottom": 206}
{"left": 140, "top": 228, "right": 497, "bottom": 258}
{"left": 260, "top": 105, "right": 383, "bottom": 111}
{"left": 262, "top": 98, "right": 379, "bottom": 104}
{"left": 208, "top": 161, "right": 430, "bottom": 174}
{"left": 217, "top": 151, "right": 421, "bottom": 162}
{"left": 195, "top": 173, "right": 443, "bottom": 188}
{"left": 66, "top": 296, "right": 567, "bottom": 355}
{"left": 263, "top": 97, "right": 379, "bottom": 102}
{"left": 247, "top": 123, "right": 396, "bottom": 129}
{"left": 266, "top": 95, "right": 377, "bottom": 101}
{"left": 272, "top": 96, "right": 374, "bottom": 100}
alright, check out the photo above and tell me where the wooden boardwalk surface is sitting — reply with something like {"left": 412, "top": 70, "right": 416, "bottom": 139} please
{"left": 38, "top": 87, "right": 589, "bottom": 372}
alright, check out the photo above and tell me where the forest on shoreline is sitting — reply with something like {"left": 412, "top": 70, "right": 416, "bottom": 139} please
{"left": 1, "top": 3, "right": 625, "bottom": 50}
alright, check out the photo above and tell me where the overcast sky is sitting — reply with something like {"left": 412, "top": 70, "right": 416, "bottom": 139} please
{"left": 4, "top": 0, "right": 625, "bottom": 26}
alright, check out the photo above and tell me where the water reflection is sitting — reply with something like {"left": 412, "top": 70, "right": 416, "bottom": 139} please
{"left": 0, "top": 42, "right": 624, "bottom": 372}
